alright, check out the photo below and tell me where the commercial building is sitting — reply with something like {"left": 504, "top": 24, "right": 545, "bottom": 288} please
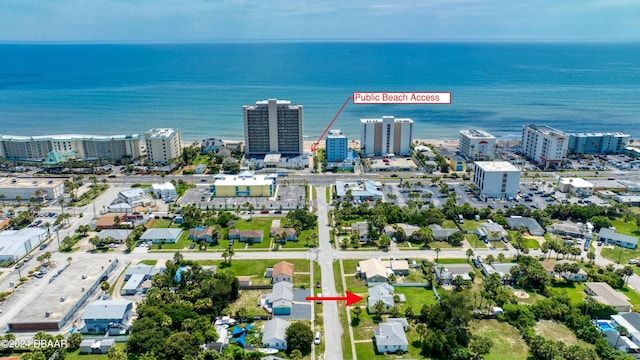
{"left": 334, "top": 180, "right": 383, "bottom": 201}
{"left": 144, "top": 128, "right": 182, "bottom": 165}
{"left": 360, "top": 116, "right": 414, "bottom": 156}
{"left": 117, "top": 188, "right": 152, "bottom": 207}
{"left": 473, "top": 161, "right": 521, "bottom": 199}
{"left": 326, "top": 129, "right": 348, "bottom": 162}
{"left": 211, "top": 171, "right": 276, "bottom": 197}
{"left": 521, "top": 124, "right": 568, "bottom": 167}
{"left": 0, "top": 178, "right": 64, "bottom": 201}
{"left": 568, "top": 132, "right": 631, "bottom": 155}
{"left": 558, "top": 178, "right": 595, "bottom": 196}
{"left": 243, "top": 99, "right": 303, "bottom": 156}
{"left": 459, "top": 129, "right": 496, "bottom": 160}
{"left": 0, "top": 133, "right": 143, "bottom": 163}
{"left": 0, "top": 228, "right": 47, "bottom": 263}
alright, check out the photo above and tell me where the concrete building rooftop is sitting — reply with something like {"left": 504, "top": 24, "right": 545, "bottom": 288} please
{"left": 474, "top": 161, "right": 520, "bottom": 171}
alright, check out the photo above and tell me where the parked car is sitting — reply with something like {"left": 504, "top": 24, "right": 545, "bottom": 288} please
{"left": 314, "top": 332, "right": 321, "bottom": 345}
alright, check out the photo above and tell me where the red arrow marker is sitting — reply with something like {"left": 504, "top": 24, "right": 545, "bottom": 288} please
{"left": 306, "top": 291, "right": 364, "bottom": 306}
{"left": 310, "top": 96, "right": 352, "bottom": 153}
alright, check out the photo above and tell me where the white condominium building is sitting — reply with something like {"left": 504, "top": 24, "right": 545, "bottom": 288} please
{"left": 144, "top": 128, "right": 182, "bottom": 165}
{"left": 243, "top": 99, "right": 304, "bottom": 156}
{"left": 473, "top": 161, "right": 521, "bottom": 199}
{"left": 360, "top": 116, "right": 414, "bottom": 156}
{"left": 459, "top": 129, "right": 496, "bottom": 160}
{"left": 521, "top": 124, "right": 568, "bottom": 167}
{"left": 0, "top": 134, "right": 143, "bottom": 163}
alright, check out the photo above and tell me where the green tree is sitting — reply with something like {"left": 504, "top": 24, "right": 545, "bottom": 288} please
{"left": 374, "top": 300, "right": 386, "bottom": 317}
{"left": 100, "top": 281, "right": 110, "bottom": 292}
{"left": 434, "top": 247, "right": 441, "bottom": 262}
{"left": 416, "top": 323, "right": 428, "bottom": 344}
{"left": 466, "top": 248, "right": 474, "bottom": 263}
{"left": 107, "top": 345, "right": 127, "bottom": 360}
{"left": 290, "top": 349, "right": 303, "bottom": 360}
{"left": 67, "top": 331, "right": 82, "bottom": 350}
{"left": 285, "top": 322, "right": 314, "bottom": 355}
{"left": 469, "top": 334, "right": 493, "bottom": 360}
{"left": 352, "top": 306, "right": 362, "bottom": 319}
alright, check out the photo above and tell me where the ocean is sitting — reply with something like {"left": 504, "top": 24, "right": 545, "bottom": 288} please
{"left": 0, "top": 42, "right": 639, "bottom": 142}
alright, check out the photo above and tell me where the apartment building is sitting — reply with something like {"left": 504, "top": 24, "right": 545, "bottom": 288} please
{"left": 360, "top": 116, "right": 413, "bottom": 156}
{"left": 144, "top": 128, "right": 182, "bottom": 165}
{"left": 459, "top": 129, "right": 496, "bottom": 160}
{"left": 326, "top": 129, "right": 348, "bottom": 162}
{"left": 473, "top": 161, "right": 521, "bottom": 199}
{"left": 243, "top": 99, "right": 303, "bottom": 156}
{"left": 568, "top": 132, "right": 631, "bottom": 155}
{"left": 521, "top": 124, "right": 568, "bottom": 167}
{"left": 0, "top": 134, "right": 143, "bottom": 163}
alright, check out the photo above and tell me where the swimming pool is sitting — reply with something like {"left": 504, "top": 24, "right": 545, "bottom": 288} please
{"left": 597, "top": 321, "right": 617, "bottom": 333}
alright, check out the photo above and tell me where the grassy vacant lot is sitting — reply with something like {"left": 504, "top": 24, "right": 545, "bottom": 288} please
{"left": 149, "top": 218, "right": 173, "bottom": 228}
{"left": 470, "top": 320, "right": 529, "bottom": 360}
{"left": 212, "top": 259, "right": 311, "bottom": 287}
{"left": 522, "top": 236, "right": 541, "bottom": 249}
{"left": 399, "top": 287, "right": 438, "bottom": 310}
{"left": 618, "top": 286, "right": 640, "bottom": 305}
{"left": 534, "top": 320, "right": 594, "bottom": 349}
{"left": 459, "top": 219, "right": 483, "bottom": 232}
{"left": 226, "top": 289, "right": 272, "bottom": 318}
{"left": 548, "top": 281, "right": 586, "bottom": 304}
{"left": 601, "top": 246, "right": 640, "bottom": 266}
{"left": 610, "top": 219, "right": 640, "bottom": 237}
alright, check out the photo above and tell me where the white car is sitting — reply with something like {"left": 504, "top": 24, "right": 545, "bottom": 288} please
{"left": 629, "top": 259, "right": 638, "bottom": 265}
{"left": 314, "top": 331, "right": 321, "bottom": 345}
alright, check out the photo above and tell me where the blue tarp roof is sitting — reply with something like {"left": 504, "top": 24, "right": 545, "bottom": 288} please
{"left": 233, "top": 334, "right": 246, "bottom": 348}
{"left": 175, "top": 266, "right": 188, "bottom": 282}
{"left": 231, "top": 326, "right": 244, "bottom": 336}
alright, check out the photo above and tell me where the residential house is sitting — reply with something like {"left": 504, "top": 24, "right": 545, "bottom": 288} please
{"left": 228, "top": 229, "right": 263, "bottom": 243}
{"left": 477, "top": 221, "right": 508, "bottom": 241}
{"left": 270, "top": 227, "right": 297, "bottom": 242}
{"left": 611, "top": 312, "right": 640, "bottom": 349}
{"left": 79, "top": 339, "right": 116, "bottom": 354}
{"left": 390, "top": 260, "right": 410, "bottom": 276}
{"left": 95, "top": 214, "right": 125, "bottom": 230}
{"left": 124, "top": 264, "right": 164, "bottom": 281}
{"left": 603, "top": 331, "right": 638, "bottom": 353}
{"left": 352, "top": 222, "right": 370, "bottom": 242}
{"left": 97, "top": 229, "right": 132, "bottom": 244}
{"left": 188, "top": 227, "right": 218, "bottom": 245}
{"left": 367, "top": 283, "right": 396, "bottom": 313}
{"left": 541, "top": 260, "right": 588, "bottom": 282}
{"left": 82, "top": 300, "right": 132, "bottom": 334}
{"left": 598, "top": 228, "right": 638, "bottom": 249}
{"left": 434, "top": 264, "right": 473, "bottom": 285}
{"left": 395, "top": 223, "right": 420, "bottom": 240}
{"left": 272, "top": 261, "right": 294, "bottom": 283}
{"left": 358, "top": 258, "right": 389, "bottom": 286}
{"left": 121, "top": 274, "right": 145, "bottom": 295}
{"left": 265, "top": 281, "right": 294, "bottom": 315}
{"left": 261, "top": 318, "right": 291, "bottom": 350}
{"left": 140, "top": 228, "right": 183, "bottom": 244}
{"left": 585, "top": 282, "right": 632, "bottom": 312}
{"left": 374, "top": 322, "right": 408, "bottom": 354}
{"left": 429, "top": 224, "right": 459, "bottom": 241}
{"left": 548, "top": 222, "right": 585, "bottom": 239}
{"left": 481, "top": 263, "right": 519, "bottom": 284}
{"left": 107, "top": 203, "right": 132, "bottom": 214}
{"left": 506, "top": 217, "right": 545, "bottom": 236}
{"left": 387, "top": 318, "right": 409, "bottom": 331}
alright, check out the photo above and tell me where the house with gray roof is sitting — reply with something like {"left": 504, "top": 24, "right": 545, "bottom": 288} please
{"left": 335, "top": 180, "right": 383, "bottom": 201}
{"left": 82, "top": 300, "right": 132, "bottom": 334}
{"left": 261, "top": 318, "right": 290, "bottom": 350}
{"left": 97, "top": 229, "right": 132, "bottom": 244}
{"left": 481, "top": 262, "right": 519, "bottom": 284}
{"left": 612, "top": 312, "right": 640, "bottom": 349}
{"left": 265, "top": 281, "right": 294, "bottom": 315}
{"left": 585, "top": 282, "right": 632, "bottom": 312}
{"left": 548, "top": 222, "right": 585, "bottom": 239}
{"left": 121, "top": 274, "right": 145, "bottom": 295}
{"left": 367, "top": 283, "right": 395, "bottom": 313}
{"left": 598, "top": 228, "right": 638, "bottom": 249}
{"left": 429, "top": 224, "right": 459, "bottom": 241}
{"left": 374, "top": 322, "right": 408, "bottom": 354}
{"left": 352, "top": 222, "right": 370, "bottom": 242}
{"left": 506, "top": 217, "right": 544, "bottom": 236}
{"left": 140, "top": 228, "right": 183, "bottom": 244}
{"left": 387, "top": 318, "right": 409, "bottom": 331}
{"left": 477, "top": 221, "right": 508, "bottom": 241}
{"left": 124, "top": 264, "right": 164, "bottom": 280}
{"left": 434, "top": 263, "right": 473, "bottom": 285}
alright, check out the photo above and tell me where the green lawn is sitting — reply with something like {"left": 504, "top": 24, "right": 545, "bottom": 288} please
{"left": 426, "top": 241, "right": 462, "bottom": 249}
{"left": 601, "top": 246, "right": 640, "bottom": 265}
{"left": 345, "top": 275, "right": 368, "bottom": 294}
{"left": 470, "top": 320, "right": 529, "bottom": 360}
{"left": 459, "top": 219, "right": 483, "bottom": 232}
{"left": 192, "top": 154, "right": 209, "bottom": 165}
{"left": 435, "top": 258, "right": 469, "bottom": 264}
{"left": 138, "top": 259, "right": 158, "bottom": 266}
{"left": 617, "top": 286, "right": 640, "bottom": 306}
{"left": 398, "top": 287, "right": 437, "bottom": 311}
{"left": 534, "top": 320, "right": 594, "bottom": 349}
{"left": 64, "top": 343, "right": 127, "bottom": 360}
{"left": 342, "top": 259, "right": 361, "bottom": 275}
{"left": 213, "top": 259, "right": 310, "bottom": 285}
{"left": 610, "top": 218, "right": 640, "bottom": 237}
{"left": 522, "top": 237, "right": 541, "bottom": 249}
{"left": 549, "top": 281, "right": 586, "bottom": 304}
{"left": 151, "top": 230, "right": 191, "bottom": 250}
{"left": 149, "top": 218, "right": 173, "bottom": 228}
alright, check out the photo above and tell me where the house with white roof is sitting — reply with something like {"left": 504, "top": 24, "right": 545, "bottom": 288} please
{"left": 117, "top": 188, "right": 152, "bottom": 207}
{"left": 611, "top": 312, "right": 640, "bottom": 349}
{"left": 374, "top": 321, "right": 408, "bottom": 354}
{"left": 261, "top": 318, "right": 290, "bottom": 350}
{"left": 140, "top": 228, "right": 183, "bottom": 244}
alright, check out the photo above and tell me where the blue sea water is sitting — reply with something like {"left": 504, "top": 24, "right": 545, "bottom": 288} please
{"left": 0, "top": 42, "right": 639, "bottom": 142}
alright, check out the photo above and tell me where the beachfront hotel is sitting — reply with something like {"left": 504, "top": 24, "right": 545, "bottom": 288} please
{"left": 459, "top": 129, "right": 496, "bottom": 160}
{"left": 473, "top": 161, "right": 521, "bottom": 199}
{"left": 360, "top": 116, "right": 414, "bottom": 157}
{"left": 521, "top": 124, "right": 568, "bottom": 167}
{"left": 243, "top": 99, "right": 304, "bottom": 157}
{"left": 144, "top": 128, "right": 182, "bottom": 165}
{"left": 0, "top": 134, "right": 144, "bottom": 163}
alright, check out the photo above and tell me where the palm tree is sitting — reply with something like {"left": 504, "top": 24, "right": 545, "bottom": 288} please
{"left": 466, "top": 248, "right": 474, "bottom": 262}
{"left": 227, "top": 248, "right": 235, "bottom": 264}
{"left": 434, "top": 247, "right": 441, "bottom": 262}
{"left": 0, "top": 194, "right": 5, "bottom": 207}
{"left": 221, "top": 250, "right": 229, "bottom": 263}
{"left": 14, "top": 195, "right": 22, "bottom": 206}
{"left": 416, "top": 323, "right": 428, "bottom": 344}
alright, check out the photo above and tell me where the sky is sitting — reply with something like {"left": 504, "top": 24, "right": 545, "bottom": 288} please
{"left": 0, "top": 0, "right": 639, "bottom": 42}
